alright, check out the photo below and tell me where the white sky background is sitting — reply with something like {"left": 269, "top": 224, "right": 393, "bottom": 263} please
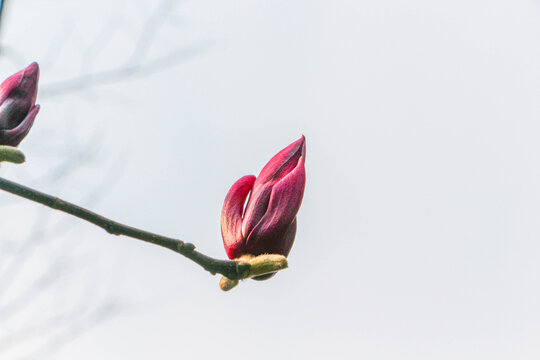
{"left": 1, "top": 0, "right": 540, "bottom": 359}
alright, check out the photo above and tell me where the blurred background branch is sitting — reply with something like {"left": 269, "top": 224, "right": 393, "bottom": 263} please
{"left": 0, "top": 1, "right": 197, "bottom": 358}
{"left": 40, "top": 45, "right": 203, "bottom": 98}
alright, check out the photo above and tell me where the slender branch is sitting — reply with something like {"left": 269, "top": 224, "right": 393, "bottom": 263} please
{"left": 0, "top": 176, "right": 251, "bottom": 280}
{"left": 40, "top": 45, "right": 205, "bottom": 98}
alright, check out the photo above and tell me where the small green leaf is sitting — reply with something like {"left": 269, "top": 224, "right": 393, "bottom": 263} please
{"left": 0, "top": 146, "right": 25, "bottom": 164}
{"left": 218, "top": 254, "right": 288, "bottom": 291}
{"left": 246, "top": 254, "right": 288, "bottom": 278}
{"left": 219, "top": 277, "right": 239, "bottom": 291}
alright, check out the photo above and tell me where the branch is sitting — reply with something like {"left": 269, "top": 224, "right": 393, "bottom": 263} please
{"left": 40, "top": 45, "right": 204, "bottom": 98}
{"left": 0, "top": 176, "right": 253, "bottom": 280}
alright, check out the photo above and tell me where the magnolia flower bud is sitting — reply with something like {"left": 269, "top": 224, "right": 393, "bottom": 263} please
{"left": 221, "top": 136, "right": 306, "bottom": 280}
{"left": 0, "top": 63, "right": 40, "bottom": 146}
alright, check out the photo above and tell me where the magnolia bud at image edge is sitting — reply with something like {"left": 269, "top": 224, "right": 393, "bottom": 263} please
{"left": 0, "top": 62, "right": 40, "bottom": 147}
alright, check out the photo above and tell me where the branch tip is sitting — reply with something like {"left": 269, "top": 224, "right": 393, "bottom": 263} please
{"left": 219, "top": 277, "right": 239, "bottom": 291}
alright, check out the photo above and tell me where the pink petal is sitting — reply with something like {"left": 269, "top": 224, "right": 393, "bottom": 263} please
{"left": 251, "top": 218, "right": 297, "bottom": 281}
{"left": 241, "top": 136, "right": 306, "bottom": 238}
{"left": 240, "top": 182, "right": 273, "bottom": 239}
{"left": 0, "top": 63, "right": 40, "bottom": 132}
{"left": 0, "top": 70, "right": 24, "bottom": 105}
{"left": 220, "top": 175, "right": 256, "bottom": 259}
{"left": 245, "top": 156, "right": 305, "bottom": 255}
{"left": 0, "top": 105, "right": 39, "bottom": 146}
{"left": 252, "top": 135, "right": 306, "bottom": 192}
{"left": 0, "top": 62, "right": 39, "bottom": 106}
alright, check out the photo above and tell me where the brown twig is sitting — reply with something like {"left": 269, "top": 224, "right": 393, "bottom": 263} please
{"left": 0, "top": 176, "right": 251, "bottom": 280}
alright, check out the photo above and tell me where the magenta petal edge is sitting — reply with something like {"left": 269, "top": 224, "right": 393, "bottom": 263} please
{"left": 220, "top": 136, "right": 306, "bottom": 280}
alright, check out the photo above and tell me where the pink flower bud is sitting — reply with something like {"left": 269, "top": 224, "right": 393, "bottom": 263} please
{"left": 221, "top": 136, "right": 306, "bottom": 280}
{"left": 0, "top": 63, "right": 40, "bottom": 146}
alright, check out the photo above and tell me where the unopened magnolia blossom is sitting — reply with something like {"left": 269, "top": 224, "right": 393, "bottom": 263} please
{"left": 221, "top": 136, "right": 306, "bottom": 280}
{"left": 0, "top": 63, "right": 40, "bottom": 147}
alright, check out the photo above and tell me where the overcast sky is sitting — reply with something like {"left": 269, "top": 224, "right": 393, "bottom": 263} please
{"left": 1, "top": 0, "right": 540, "bottom": 359}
